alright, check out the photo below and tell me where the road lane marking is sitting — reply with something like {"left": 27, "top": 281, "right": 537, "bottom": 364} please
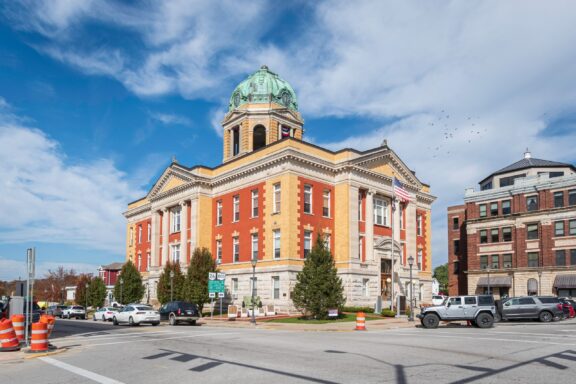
{"left": 85, "top": 332, "right": 241, "bottom": 347}
{"left": 56, "top": 330, "right": 178, "bottom": 342}
{"left": 388, "top": 332, "right": 576, "bottom": 346}
{"left": 40, "top": 357, "right": 125, "bottom": 384}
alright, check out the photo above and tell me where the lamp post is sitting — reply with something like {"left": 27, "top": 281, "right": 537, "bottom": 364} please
{"left": 250, "top": 256, "right": 257, "bottom": 325}
{"left": 170, "top": 271, "right": 174, "bottom": 302}
{"left": 85, "top": 282, "right": 90, "bottom": 315}
{"left": 146, "top": 282, "right": 150, "bottom": 304}
{"left": 486, "top": 265, "right": 491, "bottom": 295}
{"left": 120, "top": 277, "right": 124, "bottom": 305}
{"left": 407, "top": 255, "right": 414, "bottom": 322}
{"left": 537, "top": 270, "right": 542, "bottom": 296}
{"left": 386, "top": 277, "right": 392, "bottom": 304}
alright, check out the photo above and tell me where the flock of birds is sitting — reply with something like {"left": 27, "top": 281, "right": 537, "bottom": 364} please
{"left": 425, "top": 110, "right": 488, "bottom": 159}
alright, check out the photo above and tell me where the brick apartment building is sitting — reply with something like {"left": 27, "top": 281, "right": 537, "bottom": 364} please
{"left": 123, "top": 65, "right": 436, "bottom": 311}
{"left": 448, "top": 151, "right": 576, "bottom": 298}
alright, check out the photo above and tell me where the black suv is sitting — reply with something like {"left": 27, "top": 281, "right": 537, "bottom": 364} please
{"left": 159, "top": 301, "right": 200, "bottom": 325}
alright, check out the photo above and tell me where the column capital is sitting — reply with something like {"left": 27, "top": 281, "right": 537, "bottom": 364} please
{"left": 367, "top": 189, "right": 376, "bottom": 196}
{"left": 162, "top": 207, "right": 169, "bottom": 213}
{"left": 180, "top": 200, "right": 188, "bottom": 207}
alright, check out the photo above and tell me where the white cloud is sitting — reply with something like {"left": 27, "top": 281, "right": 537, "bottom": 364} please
{"left": 0, "top": 107, "right": 145, "bottom": 254}
{"left": 149, "top": 112, "right": 191, "bottom": 126}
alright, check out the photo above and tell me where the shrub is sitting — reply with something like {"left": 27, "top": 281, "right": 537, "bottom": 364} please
{"left": 341, "top": 306, "right": 374, "bottom": 314}
{"left": 381, "top": 309, "right": 396, "bottom": 317}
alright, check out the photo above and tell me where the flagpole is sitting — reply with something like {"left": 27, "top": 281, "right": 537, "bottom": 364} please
{"left": 391, "top": 177, "right": 397, "bottom": 316}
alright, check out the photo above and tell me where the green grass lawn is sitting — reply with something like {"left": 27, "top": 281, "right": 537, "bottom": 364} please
{"left": 266, "top": 313, "right": 381, "bottom": 324}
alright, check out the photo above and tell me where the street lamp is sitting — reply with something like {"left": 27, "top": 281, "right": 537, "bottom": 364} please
{"left": 537, "top": 270, "right": 542, "bottom": 296}
{"left": 250, "top": 256, "right": 258, "bottom": 325}
{"left": 170, "top": 271, "right": 174, "bottom": 302}
{"left": 407, "top": 255, "right": 414, "bottom": 322}
{"left": 120, "top": 277, "right": 124, "bottom": 304}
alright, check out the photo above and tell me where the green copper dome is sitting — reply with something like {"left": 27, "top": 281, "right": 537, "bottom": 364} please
{"left": 229, "top": 65, "right": 298, "bottom": 111}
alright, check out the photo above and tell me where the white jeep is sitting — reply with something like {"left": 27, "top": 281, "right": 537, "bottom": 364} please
{"left": 417, "top": 295, "right": 496, "bottom": 329}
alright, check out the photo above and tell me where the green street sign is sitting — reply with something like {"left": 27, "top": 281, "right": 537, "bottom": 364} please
{"left": 208, "top": 280, "right": 225, "bottom": 293}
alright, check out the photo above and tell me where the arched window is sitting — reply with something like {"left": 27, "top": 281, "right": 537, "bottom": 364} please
{"left": 253, "top": 125, "right": 266, "bottom": 150}
{"left": 231, "top": 126, "right": 240, "bottom": 156}
{"left": 527, "top": 278, "right": 538, "bottom": 296}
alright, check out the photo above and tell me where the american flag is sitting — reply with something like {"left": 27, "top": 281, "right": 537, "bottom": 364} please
{"left": 393, "top": 177, "right": 412, "bottom": 203}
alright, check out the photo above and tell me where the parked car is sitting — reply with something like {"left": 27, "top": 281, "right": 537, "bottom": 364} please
{"left": 501, "top": 296, "right": 564, "bottom": 322}
{"left": 46, "top": 305, "right": 68, "bottom": 318}
{"left": 558, "top": 298, "right": 576, "bottom": 319}
{"left": 113, "top": 305, "right": 160, "bottom": 326}
{"left": 159, "top": 301, "right": 200, "bottom": 326}
{"left": 417, "top": 295, "right": 496, "bottom": 329}
{"left": 431, "top": 295, "right": 446, "bottom": 306}
{"left": 93, "top": 307, "right": 120, "bottom": 322}
{"left": 62, "top": 305, "right": 86, "bottom": 319}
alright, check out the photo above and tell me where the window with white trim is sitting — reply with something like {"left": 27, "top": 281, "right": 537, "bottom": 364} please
{"left": 251, "top": 233, "right": 258, "bottom": 261}
{"left": 216, "top": 240, "right": 222, "bottom": 263}
{"left": 147, "top": 223, "right": 151, "bottom": 242}
{"left": 233, "top": 237, "right": 239, "bottom": 263}
{"left": 304, "top": 231, "right": 312, "bottom": 258}
{"left": 373, "top": 197, "right": 388, "bottom": 226}
{"left": 273, "top": 230, "right": 281, "bottom": 259}
{"left": 417, "top": 214, "right": 423, "bottom": 236}
{"left": 170, "top": 244, "right": 180, "bottom": 264}
{"left": 171, "top": 207, "right": 181, "bottom": 233}
{"left": 417, "top": 249, "right": 423, "bottom": 270}
{"left": 303, "top": 185, "right": 312, "bottom": 214}
{"left": 129, "top": 227, "right": 133, "bottom": 246}
{"left": 323, "top": 190, "right": 330, "bottom": 217}
{"left": 146, "top": 252, "right": 151, "bottom": 271}
{"left": 251, "top": 189, "right": 259, "bottom": 218}
{"left": 137, "top": 254, "right": 141, "bottom": 271}
{"left": 272, "top": 276, "right": 280, "bottom": 299}
{"left": 358, "top": 191, "right": 363, "bottom": 221}
{"left": 138, "top": 225, "right": 142, "bottom": 244}
{"left": 324, "top": 234, "right": 331, "bottom": 251}
{"left": 216, "top": 201, "right": 223, "bottom": 225}
{"left": 273, "top": 183, "right": 281, "bottom": 213}
{"left": 233, "top": 195, "right": 240, "bottom": 222}
{"left": 358, "top": 236, "right": 363, "bottom": 259}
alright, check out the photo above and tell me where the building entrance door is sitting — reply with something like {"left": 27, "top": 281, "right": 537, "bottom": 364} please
{"left": 380, "top": 259, "right": 392, "bottom": 302}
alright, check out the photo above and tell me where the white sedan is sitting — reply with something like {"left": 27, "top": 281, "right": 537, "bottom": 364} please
{"left": 93, "top": 307, "right": 119, "bottom": 322}
{"left": 113, "top": 305, "right": 160, "bottom": 326}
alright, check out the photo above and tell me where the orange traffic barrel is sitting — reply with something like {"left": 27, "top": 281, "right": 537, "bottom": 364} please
{"left": 29, "top": 322, "right": 48, "bottom": 353}
{"left": 40, "top": 315, "right": 56, "bottom": 339}
{"left": 11, "top": 315, "right": 25, "bottom": 344}
{"left": 355, "top": 312, "right": 366, "bottom": 331}
{"left": 0, "top": 318, "right": 21, "bottom": 352}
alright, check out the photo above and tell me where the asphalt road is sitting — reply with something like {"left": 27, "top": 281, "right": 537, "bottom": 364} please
{"left": 2, "top": 317, "right": 576, "bottom": 384}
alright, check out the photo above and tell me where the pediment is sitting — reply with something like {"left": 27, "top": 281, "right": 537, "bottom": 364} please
{"left": 353, "top": 149, "right": 422, "bottom": 190}
{"left": 148, "top": 166, "right": 193, "bottom": 198}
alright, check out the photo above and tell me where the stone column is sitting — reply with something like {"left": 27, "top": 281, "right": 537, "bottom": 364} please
{"left": 180, "top": 201, "right": 188, "bottom": 265}
{"left": 151, "top": 210, "right": 160, "bottom": 268}
{"left": 162, "top": 208, "right": 169, "bottom": 265}
{"left": 365, "top": 190, "right": 375, "bottom": 261}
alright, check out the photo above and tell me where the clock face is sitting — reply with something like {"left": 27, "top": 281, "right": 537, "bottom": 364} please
{"left": 233, "top": 92, "right": 241, "bottom": 107}
{"left": 281, "top": 92, "right": 292, "bottom": 107}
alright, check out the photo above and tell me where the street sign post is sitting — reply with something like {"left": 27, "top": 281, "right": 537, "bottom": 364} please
{"left": 208, "top": 272, "right": 226, "bottom": 318}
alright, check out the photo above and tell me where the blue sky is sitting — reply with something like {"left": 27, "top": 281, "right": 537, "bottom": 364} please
{"left": 1, "top": 1, "right": 576, "bottom": 280}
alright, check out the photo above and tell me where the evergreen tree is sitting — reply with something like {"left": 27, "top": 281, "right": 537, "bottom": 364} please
{"left": 74, "top": 274, "right": 91, "bottom": 307}
{"left": 183, "top": 247, "right": 217, "bottom": 312}
{"left": 292, "top": 234, "right": 345, "bottom": 319}
{"left": 433, "top": 263, "right": 449, "bottom": 294}
{"left": 113, "top": 261, "right": 144, "bottom": 304}
{"left": 156, "top": 261, "right": 185, "bottom": 304}
{"left": 88, "top": 276, "right": 107, "bottom": 308}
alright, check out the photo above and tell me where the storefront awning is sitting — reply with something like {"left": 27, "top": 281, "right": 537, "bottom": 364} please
{"left": 553, "top": 274, "right": 576, "bottom": 289}
{"left": 477, "top": 276, "right": 511, "bottom": 287}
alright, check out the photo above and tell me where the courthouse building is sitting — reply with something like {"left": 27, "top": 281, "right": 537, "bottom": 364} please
{"left": 448, "top": 151, "right": 576, "bottom": 298}
{"left": 124, "top": 66, "right": 435, "bottom": 311}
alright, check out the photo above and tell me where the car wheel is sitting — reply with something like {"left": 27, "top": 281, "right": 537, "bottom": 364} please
{"left": 169, "top": 314, "right": 177, "bottom": 326}
{"left": 152, "top": 322, "right": 159, "bottom": 326}
{"left": 493, "top": 312, "right": 501, "bottom": 323}
{"left": 129, "top": 316, "right": 135, "bottom": 326}
{"left": 113, "top": 316, "right": 118, "bottom": 326}
{"left": 539, "top": 311, "right": 553, "bottom": 323}
{"left": 422, "top": 313, "right": 440, "bottom": 329}
{"left": 475, "top": 313, "right": 494, "bottom": 328}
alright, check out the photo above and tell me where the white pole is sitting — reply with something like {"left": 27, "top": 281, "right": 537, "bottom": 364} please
{"left": 391, "top": 185, "right": 396, "bottom": 316}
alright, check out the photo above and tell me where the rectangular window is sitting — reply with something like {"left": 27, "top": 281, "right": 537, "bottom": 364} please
{"left": 251, "top": 234, "right": 258, "bottom": 261}
{"left": 129, "top": 227, "right": 133, "bottom": 246}
{"left": 479, "top": 204, "right": 487, "bottom": 217}
{"left": 417, "top": 214, "right": 423, "bottom": 236}
{"left": 323, "top": 190, "right": 330, "bottom": 217}
{"left": 324, "top": 234, "right": 331, "bottom": 251}
{"left": 554, "top": 191, "right": 564, "bottom": 208}
{"left": 147, "top": 223, "right": 151, "bottom": 242}
{"left": 527, "top": 224, "right": 539, "bottom": 240}
{"left": 358, "top": 191, "right": 363, "bottom": 221}
{"left": 490, "top": 202, "right": 498, "bottom": 216}
{"left": 137, "top": 254, "right": 141, "bottom": 271}
{"left": 569, "top": 220, "right": 576, "bottom": 236}
{"left": 216, "top": 240, "right": 222, "bottom": 263}
{"left": 171, "top": 207, "right": 181, "bottom": 233}
{"left": 273, "top": 183, "right": 281, "bottom": 213}
{"left": 272, "top": 276, "right": 280, "bottom": 300}
{"left": 250, "top": 277, "right": 257, "bottom": 297}
{"left": 138, "top": 225, "right": 142, "bottom": 244}
{"left": 171, "top": 244, "right": 180, "bottom": 264}
{"left": 303, "top": 185, "right": 312, "bottom": 214}
{"left": 502, "top": 227, "right": 512, "bottom": 242}
{"left": 251, "top": 189, "right": 259, "bottom": 218}
{"left": 480, "top": 230, "right": 488, "bottom": 244}
{"left": 528, "top": 252, "right": 539, "bottom": 267}
{"left": 526, "top": 196, "right": 538, "bottom": 212}
{"left": 232, "top": 127, "right": 239, "bottom": 156}
{"left": 491, "top": 254, "right": 499, "bottom": 269}
{"left": 555, "top": 221, "right": 565, "bottom": 237}
{"left": 216, "top": 201, "right": 223, "bottom": 226}
{"left": 571, "top": 249, "right": 576, "bottom": 265}
{"left": 569, "top": 189, "right": 576, "bottom": 206}
{"left": 233, "top": 195, "right": 240, "bottom": 222}
{"left": 556, "top": 250, "right": 566, "bottom": 266}
{"left": 362, "top": 279, "right": 369, "bottom": 297}
{"left": 480, "top": 255, "right": 488, "bottom": 269}
{"left": 232, "top": 278, "right": 238, "bottom": 297}
{"left": 417, "top": 249, "right": 422, "bottom": 270}
{"left": 233, "top": 237, "right": 239, "bottom": 262}
{"left": 452, "top": 217, "right": 459, "bottom": 230}
{"left": 304, "top": 231, "right": 312, "bottom": 258}
{"left": 491, "top": 228, "right": 499, "bottom": 243}
{"left": 503, "top": 253, "right": 512, "bottom": 268}
{"left": 358, "top": 236, "right": 364, "bottom": 259}
{"left": 453, "top": 240, "right": 460, "bottom": 254}
{"left": 273, "top": 230, "right": 281, "bottom": 259}
{"left": 454, "top": 261, "right": 459, "bottom": 274}
{"left": 502, "top": 200, "right": 511, "bottom": 215}
{"left": 146, "top": 252, "right": 151, "bottom": 271}
{"left": 374, "top": 197, "right": 388, "bottom": 226}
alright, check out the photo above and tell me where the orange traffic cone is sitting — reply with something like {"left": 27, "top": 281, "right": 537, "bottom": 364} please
{"left": 0, "top": 318, "right": 21, "bottom": 352}
{"left": 11, "top": 315, "right": 25, "bottom": 344}
{"left": 355, "top": 312, "right": 366, "bottom": 331}
{"left": 28, "top": 322, "right": 49, "bottom": 353}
